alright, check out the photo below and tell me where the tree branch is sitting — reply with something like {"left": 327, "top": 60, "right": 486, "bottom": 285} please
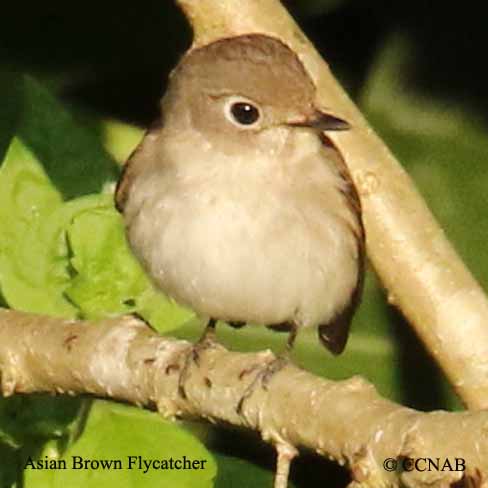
{"left": 174, "top": 0, "right": 488, "bottom": 410}
{"left": 1, "top": 309, "right": 487, "bottom": 487}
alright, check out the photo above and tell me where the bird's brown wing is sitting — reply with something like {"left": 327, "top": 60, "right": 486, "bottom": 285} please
{"left": 115, "top": 119, "right": 163, "bottom": 213}
{"left": 317, "top": 134, "right": 365, "bottom": 355}
{"left": 114, "top": 156, "right": 133, "bottom": 212}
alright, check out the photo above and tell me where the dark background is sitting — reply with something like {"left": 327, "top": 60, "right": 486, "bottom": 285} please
{"left": 1, "top": 1, "right": 487, "bottom": 125}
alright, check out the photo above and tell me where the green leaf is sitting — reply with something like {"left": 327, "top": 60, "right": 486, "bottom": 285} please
{"left": 65, "top": 201, "right": 194, "bottom": 332}
{"left": 16, "top": 76, "right": 119, "bottom": 199}
{"left": 0, "top": 73, "right": 122, "bottom": 316}
{"left": 0, "top": 138, "right": 75, "bottom": 315}
{"left": 0, "top": 395, "right": 82, "bottom": 447}
{"left": 0, "top": 136, "right": 120, "bottom": 316}
{"left": 23, "top": 402, "right": 217, "bottom": 488}
{"left": 101, "top": 119, "right": 144, "bottom": 165}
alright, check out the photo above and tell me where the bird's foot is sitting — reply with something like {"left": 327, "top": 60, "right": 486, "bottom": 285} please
{"left": 178, "top": 319, "right": 217, "bottom": 398}
{"left": 236, "top": 352, "right": 290, "bottom": 414}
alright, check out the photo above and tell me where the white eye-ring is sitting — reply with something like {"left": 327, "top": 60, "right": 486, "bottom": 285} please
{"left": 224, "top": 97, "right": 261, "bottom": 128}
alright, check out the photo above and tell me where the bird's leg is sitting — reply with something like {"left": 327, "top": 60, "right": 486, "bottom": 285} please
{"left": 237, "top": 324, "right": 297, "bottom": 414}
{"left": 198, "top": 317, "right": 217, "bottom": 345}
{"left": 259, "top": 324, "right": 297, "bottom": 385}
{"left": 178, "top": 318, "right": 217, "bottom": 398}
{"left": 286, "top": 325, "right": 297, "bottom": 352}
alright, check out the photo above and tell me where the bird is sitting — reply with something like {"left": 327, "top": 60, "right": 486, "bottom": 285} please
{"left": 115, "top": 34, "right": 364, "bottom": 358}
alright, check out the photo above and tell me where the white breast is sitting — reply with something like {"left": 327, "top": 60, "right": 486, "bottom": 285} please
{"left": 124, "top": 129, "right": 359, "bottom": 329}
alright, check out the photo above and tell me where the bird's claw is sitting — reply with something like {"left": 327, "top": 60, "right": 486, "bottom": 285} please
{"left": 236, "top": 354, "right": 289, "bottom": 414}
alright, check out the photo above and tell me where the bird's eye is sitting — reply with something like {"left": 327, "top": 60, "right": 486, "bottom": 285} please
{"left": 225, "top": 98, "right": 261, "bottom": 127}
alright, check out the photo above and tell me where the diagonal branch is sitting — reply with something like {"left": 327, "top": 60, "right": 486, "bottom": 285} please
{"left": 0, "top": 309, "right": 487, "bottom": 488}
{"left": 175, "top": 0, "right": 488, "bottom": 410}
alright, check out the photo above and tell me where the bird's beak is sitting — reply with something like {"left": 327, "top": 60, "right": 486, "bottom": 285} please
{"left": 288, "top": 110, "right": 350, "bottom": 131}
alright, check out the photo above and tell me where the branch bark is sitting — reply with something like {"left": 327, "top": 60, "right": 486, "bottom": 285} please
{"left": 1, "top": 309, "right": 487, "bottom": 488}
{"left": 174, "top": 0, "right": 488, "bottom": 410}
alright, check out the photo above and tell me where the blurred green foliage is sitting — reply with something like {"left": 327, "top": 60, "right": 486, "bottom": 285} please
{"left": 1, "top": 1, "right": 487, "bottom": 487}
